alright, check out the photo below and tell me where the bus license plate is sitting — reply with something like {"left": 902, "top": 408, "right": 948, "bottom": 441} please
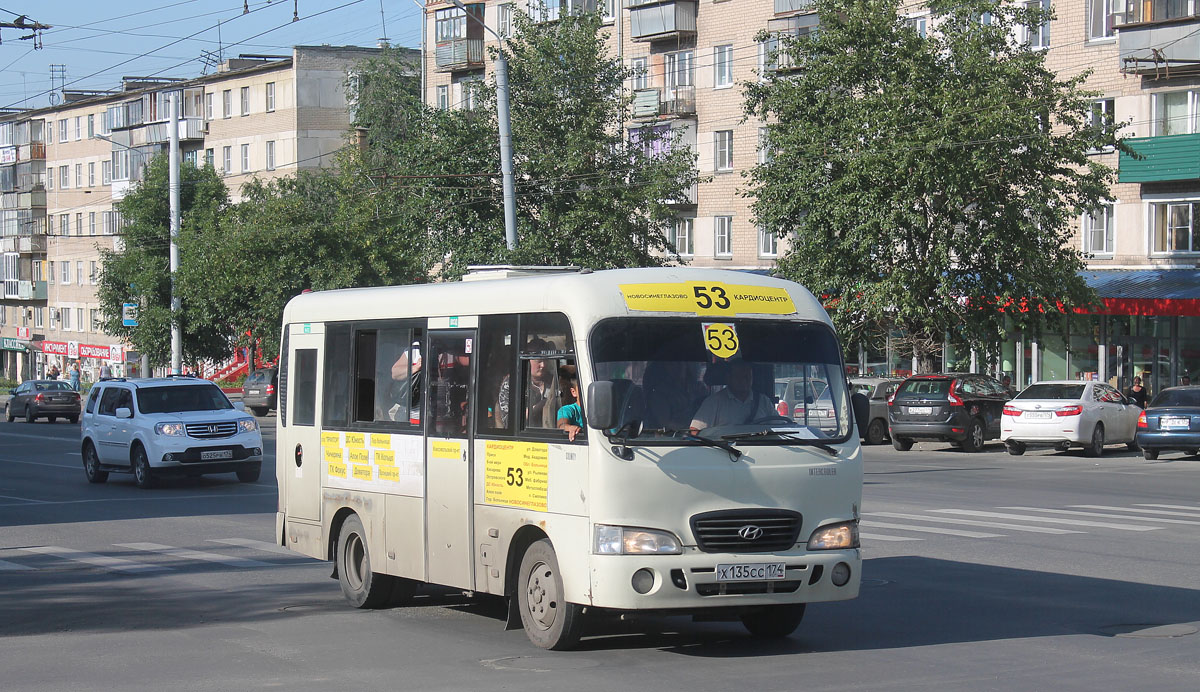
{"left": 1161, "top": 416, "right": 1191, "bottom": 429}
{"left": 200, "top": 450, "right": 234, "bottom": 460}
{"left": 715, "top": 562, "right": 786, "bottom": 582}
{"left": 908, "top": 406, "right": 932, "bottom": 415}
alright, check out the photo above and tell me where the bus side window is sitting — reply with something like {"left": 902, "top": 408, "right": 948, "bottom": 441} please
{"left": 518, "top": 311, "right": 574, "bottom": 432}
{"left": 323, "top": 323, "right": 351, "bottom": 428}
{"left": 477, "top": 314, "right": 517, "bottom": 435}
{"left": 379, "top": 326, "right": 422, "bottom": 426}
{"left": 278, "top": 328, "right": 289, "bottom": 427}
{"left": 293, "top": 349, "right": 317, "bottom": 426}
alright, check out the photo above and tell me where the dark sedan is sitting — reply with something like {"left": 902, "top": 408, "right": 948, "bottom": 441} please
{"left": 1135, "top": 386, "right": 1200, "bottom": 460}
{"left": 5, "top": 380, "right": 82, "bottom": 423}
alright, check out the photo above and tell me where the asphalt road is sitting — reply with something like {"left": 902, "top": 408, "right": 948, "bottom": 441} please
{"left": 1, "top": 419, "right": 1198, "bottom": 692}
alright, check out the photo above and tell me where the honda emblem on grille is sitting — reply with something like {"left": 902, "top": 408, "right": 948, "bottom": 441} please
{"left": 208, "top": 424, "right": 218, "bottom": 434}
{"left": 737, "top": 525, "right": 764, "bottom": 541}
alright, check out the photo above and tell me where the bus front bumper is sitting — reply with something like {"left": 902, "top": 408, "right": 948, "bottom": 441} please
{"left": 587, "top": 548, "right": 861, "bottom": 611}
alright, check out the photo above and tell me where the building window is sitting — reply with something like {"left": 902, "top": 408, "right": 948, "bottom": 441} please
{"left": 240, "top": 86, "right": 250, "bottom": 116}
{"left": 222, "top": 146, "right": 232, "bottom": 174}
{"left": 758, "top": 126, "right": 772, "bottom": 164}
{"left": 60, "top": 215, "right": 69, "bottom": 237}
{"left": 498, "top": 3, "right": 515, "bottom": 38}
{"left": 759, "top": 226, "right": 779, "bottom": 257}
{"left": 1153, "top": 90, "right": 1199, "bottom": 137}
{"left": 77, "top": 307, "right": 84, "bottom": 331}
{"left": 87, "top": 114, "right": 95, "bottom": 138}
{"left": 436, "top": 85, "right": 450, "bottom": 111}
{"left": 75, "top": 163, "right": 82, "bottom": 187}
{"left": 60, "top": 166, "right": 69, "bottom": 188}
{"left": 674, "top": 218, "right": 694, "bottom": 256}
{"left": 241, "top": 143, "right": 250, "bottom": 172}
{"left": 461, "top": 78, "right": 481, "bottom": 111}
{"left": 48, "top": 260, "right": 54, "bottom": 284}
{"left": 714, "top": 216, "right": 733, "bottom": 258}
{"left": 600, "top": 0, "right": 615, "bottom": 22}
{"left": 665, "top": 50, "right": 694, "bottom": 89}
{"left": 713, "top": 45, "right": 733, "bottom": 88}
{"left": 1019, "top": 0, "right": 1050, "bottom": 50}
{"left": 62, "top": 306, "right": 71, "bottom": 331}
{"left": 1125, "top": 0, "right": 1193, "bottom": 23}
{"left": 205, "top": 92, "right": 213, "bottom": 120}
{"left": 102, "top": 160, "right": 112, "bottom": 184}
{"left": 265, "top": 82, "right": 275, "bottom": 112}
{"left": 61, "top": 259, "right": 70, "bottom": 284}
{"left": 205, "top": 148, "right": 214, "bottom": 168}
{"left": 908, "top": 13, "right": 929, "bottom": 38}
{"left": 266, "top": 140, "right": 275, "bottom": 170}
{"left": 435, "top": 6, "right": 472, "bottom": 41}
{"left": 714, "top": 130, "right": 733, "bottom": 172}
{"left": 223, "top": 89, "right": 232, "bottom": 118}
{"left": 59, "top": 119, "right": 67, "bottom": 143}
{"left": 1152, "top": 201, "right": 1200, "bottom": 254}
{"left": 89, "top": 212, "right": 96, "bottom": 236}
{"left": 74, "top": 116, "right": 82, "bottom": 140}
{"left": 89, "top": 260, "right": 97, "bottom": 283}
{"left": 630, "top": 57, "right": 648, "bottom": 91}
{"left": 35, "top": 307, "right": 43, "bottom": 329}
{"left": 88, "top": 162, "right": 95, "bottom": 186}
{"left": 76, "top": 214, "right": 82, "bottom": 237}
{"left": 1088, "top": 0, "right": 1119, "bottom": 40}
{"left": 47, "top": 168, "right": 52, "bottom": 190}
{"left": 91, "top": 309, "right": 101, "bottom": 331}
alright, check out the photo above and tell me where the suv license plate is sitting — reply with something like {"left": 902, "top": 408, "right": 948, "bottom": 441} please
{"left": 715, "top": 562, "right": 786, "bottom": 582}
{"left": 200, "top": 450, "right": 234, "bottom": 460}
{"left": 908, "top": 406, "right": 932, "bottom": 415}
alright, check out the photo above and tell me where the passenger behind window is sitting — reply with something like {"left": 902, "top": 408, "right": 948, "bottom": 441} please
{"left": 556, "top": 373, "right": 584, "bottom": 441}
{"left": 385, "top": 333, "right": 422, "bottom": 424}
{"left": 497, "top": 336, "right": 564, "bottom": 430}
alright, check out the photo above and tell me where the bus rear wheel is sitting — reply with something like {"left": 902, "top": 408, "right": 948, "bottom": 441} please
{"left": 741, "top": 603, "right": 806, "bottom": 638}
{"left": 518, "top": 539, "right": 584, "bottom": 650}
{"left": 337, "top": 515, "right": 393, "bottom": 609}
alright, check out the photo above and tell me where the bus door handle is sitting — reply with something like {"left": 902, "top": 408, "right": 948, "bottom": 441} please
{"left": 295, "top": 443, "right": 303, "bottom": 467}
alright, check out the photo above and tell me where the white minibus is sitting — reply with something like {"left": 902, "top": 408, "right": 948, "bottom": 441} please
{"left": 276, "top": 267, "right": 862, "bottom": 649}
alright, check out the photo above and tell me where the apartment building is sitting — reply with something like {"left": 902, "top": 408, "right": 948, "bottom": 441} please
{"left": 422, "top": 1, "right": 1200, "bottom": 394}
{"left": 0, "top": 45, "right": 397, "bottom": 381}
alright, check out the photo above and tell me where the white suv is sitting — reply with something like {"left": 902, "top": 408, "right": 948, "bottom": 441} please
{"left": 80, "top": 376, "right": 264, "bottom": 488}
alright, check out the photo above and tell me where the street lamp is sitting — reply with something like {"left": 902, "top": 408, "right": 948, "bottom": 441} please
{"left": 448, "top": 0, "right": 517, "bottom": 251}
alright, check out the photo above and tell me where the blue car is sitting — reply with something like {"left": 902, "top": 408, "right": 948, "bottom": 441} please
{"left": 1134, "top": 386, "right": 1200, "bottom": 460}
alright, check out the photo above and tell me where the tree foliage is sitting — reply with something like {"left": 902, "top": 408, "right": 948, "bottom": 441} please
{"left": 745, "top": 0, "right": 1120, "bottom": 370}
{"left": 96, "top": 155, "right": 231, "bottom": 365}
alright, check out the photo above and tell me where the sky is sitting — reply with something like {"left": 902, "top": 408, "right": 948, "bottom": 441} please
{"left": 0, "top": 0, "right": 423, "bottom": 110}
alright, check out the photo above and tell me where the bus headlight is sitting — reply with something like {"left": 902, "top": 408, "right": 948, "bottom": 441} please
{"left": 155, "top": 422, "right": 185, "bottom": 436}
{"left": 594, "top": 525, "right": 682, "bottom": 555}
{"left": 807, "top": 521, "right": 860, "bottom": 550}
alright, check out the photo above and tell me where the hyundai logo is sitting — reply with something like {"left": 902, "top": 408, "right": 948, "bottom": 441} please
{"left": 737, "top": 525, "right": 764, "bottom": 541}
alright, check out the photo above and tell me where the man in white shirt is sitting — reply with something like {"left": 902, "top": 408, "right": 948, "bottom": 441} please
{"left": 689, "top": 360, "right": 775, "bottom": 434}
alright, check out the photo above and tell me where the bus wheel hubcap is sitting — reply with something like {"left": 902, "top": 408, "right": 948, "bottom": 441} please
{"left": 526, "top": 561, "right": 557, "bottom": 630}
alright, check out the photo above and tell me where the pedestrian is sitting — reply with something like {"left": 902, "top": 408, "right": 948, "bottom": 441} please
{"left": 1127, "top": 376, "right": 1147, "bottom": 408}
{"left": 1181, "top": 375, "right": 1192, "bottom": 386}
{"left": 68, "top": 361, "right": 81, "bottom": 391}
{"left": 1000, "top": 375, "right": 1016, "bottom": 396}
{"left": 99, "top": 362, "right": 113, "bottom": 380}
{"left": 47, "top": 364, "right": 60, "bottom": 380}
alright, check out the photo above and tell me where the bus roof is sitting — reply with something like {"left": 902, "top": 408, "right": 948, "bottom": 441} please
{"left": 281, "top": 267, "right": 831, "bottom": 328}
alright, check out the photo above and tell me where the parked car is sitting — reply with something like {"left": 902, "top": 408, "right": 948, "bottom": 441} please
{"left": 5, "top": 380, "right": 81, "bottom": 423}
{"left": 1001, "top": 381, "right": 1140, "bottom": 457}
{"left": 888, "top": 373, "right": 1010, "bottom": 452}
{"left": 80, "top": 375, "right": 264, "bottom": 488}
{"left": 850, "top": 377, "right": 903, "bottom": 445}
{"left": 1135, "top": 386, "right": 1200, "bottom": 460}
{"left": 774, "top": 376, "right": 837, "bottom": 432}
{"left": 241, "top": 367, "right": 278, "bottom": 416}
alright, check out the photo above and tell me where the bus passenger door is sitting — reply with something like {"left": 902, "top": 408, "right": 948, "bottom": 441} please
{"left": 424, "top": 330, "right": 475, "bottom": 590}
{"left": 285, "top": 327, "right": 323, "bottom": 523}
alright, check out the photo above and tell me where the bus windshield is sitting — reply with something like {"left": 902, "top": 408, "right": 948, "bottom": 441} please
{"left": 590, "top": 317, "right": 852, "bottom": 443}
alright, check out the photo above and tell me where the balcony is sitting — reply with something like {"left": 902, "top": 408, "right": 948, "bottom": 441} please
{"left": 665, "top": 181, "right": 697, "bottom": 207}
{"left": 632, "top": 86, "right": 697, "bottom": 119}
{"left": 434, "top": 38, "right": 484, "bottom": 72}
{"left": 774, "top": 0, "right": 815, "bottom": 13}
{"left": 18, "top": 233, "right": 47, "bottom": 254}
{"left": 19, "top": 142, "right": 45, "bottom": 160}
{"left": 628, "top": 0, "right": 697, "bottom": 42}
{"left": 144, "top": 118, "right": 206, "bottom": 144}
{"left": 16, "top": 280, "right": 47, "bottom": 301}
{"left": 1117, "top": 15, "right": 1200, "bottom": 77}
{"left": 1119, "top": 133, "right": 1200, "bottom": 183}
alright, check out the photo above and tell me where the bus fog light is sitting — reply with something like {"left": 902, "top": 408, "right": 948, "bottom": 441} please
{"left": 594, "top": 525, "right": 682, "bottom": 555}
{"left": 807, "top": 521, "right": 860, "bottom": 550}
{"left": 831, "top": 562, "right": 852, "bottom": 587}
{"left": 631, "top": 568, "right": 655, "bottom": 594}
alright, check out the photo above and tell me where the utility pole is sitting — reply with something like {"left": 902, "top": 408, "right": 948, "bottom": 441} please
{"left": 449, "top": 0, "right": 517, "bottom": 251}
{"left": 168, "top": 90, "right": 182, "bottom": 375}
{"left": 0, "top": 14, "right": 51, "bottom": 48}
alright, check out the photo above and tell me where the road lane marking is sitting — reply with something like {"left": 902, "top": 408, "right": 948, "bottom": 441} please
{"left": 20, "top": 546, "right": 170, "bottom": 572}
{"left": 115, "top": 542, "right": 273, "bottom": 568}
{"left": 1010, "top": 506, "right": 1200, "bottom": 526}
{"left": 0, "top": 558, "right": 33, "bottom": 571}
{"left": 1135, "top": 504, "right": 1200, "bottom": 514}
{"left": 860, "top": 533, "right": 924, "bottom": 542}
{"left": 859, "top": 521, "right": 1002, "bottom": 538}
{"left": 930, "top": 509, "right": 1162, "bottom": 531}
{"left": 0, "top": 493, "right": 50, "bottom": 503}
{"left": 0, "top": 457, "right": 80, "bottom": 470}
{"left": 868, "top": 512, "right": 1082, "bottom": 534}
{"left": 207, "top": 538, "right": 300, "bottom": 557}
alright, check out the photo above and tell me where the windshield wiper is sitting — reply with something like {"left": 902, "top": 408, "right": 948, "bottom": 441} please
{"left": 722, "top": 429, "right": 839, "bottom": 456}
{"left": 645, "top": 428, "right": 743, "bottom": 462}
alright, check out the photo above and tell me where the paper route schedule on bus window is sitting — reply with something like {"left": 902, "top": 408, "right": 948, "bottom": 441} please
{"left": 484, "top": 441, "right": 550, "bottom": 511}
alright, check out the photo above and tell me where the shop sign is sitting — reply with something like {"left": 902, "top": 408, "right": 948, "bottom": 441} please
{"left": 78, "top": 343, "right": 115, "bottom": 360}
{"left": 1, "top": 337, "right": 27, "bottom": 351}
{"left": 16, "top": 326, "right": 30, "bottom": 340}
{"left": 41, "top": 340, "right": 69, "bottom": 356}
{"left": 0, "top": 146, "right": 15, "bottom": 164}
{"left": 67, "top": 341, "right": 79, "bottom": 358}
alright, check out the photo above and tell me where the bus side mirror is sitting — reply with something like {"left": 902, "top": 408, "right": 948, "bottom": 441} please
{"left": 587, "top": 381, "right": 616, "bottom": 430}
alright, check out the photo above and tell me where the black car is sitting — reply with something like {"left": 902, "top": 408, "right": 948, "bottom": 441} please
{"left": 1135, "top": 386, "right": 1200, "bottom": 460}
{"left": 5, "top": 379, "right": 82, "bottom": 423}
{"left": 888, "top": 373, "right": 1011, "bottom": 452}
{"left": 241, "top": 368, "right": 277, "bottom": 416}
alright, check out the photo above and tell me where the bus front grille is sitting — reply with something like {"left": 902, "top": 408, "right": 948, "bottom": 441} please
{"left": 689, "top": 509, "right": 802, "bottom": 553}
{"left": 695, "top": 580, "right": 802, "bottom": 596}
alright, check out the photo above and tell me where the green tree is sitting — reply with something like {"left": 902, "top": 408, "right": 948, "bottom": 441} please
{"left": 745, "top": 0, "right": 1121, "bottom": 371}
{"left": 96, "top": 155, "right": 232, "bottom": 366}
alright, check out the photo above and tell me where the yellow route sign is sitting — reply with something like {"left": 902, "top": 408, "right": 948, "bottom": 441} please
{"left": 702, "top": 322, "right": 740, "bottom": 359}
{"left": 619, "top": 282, "right": 796, "bottom": 316}
{"left": 483, "top": 441, "right": 549, "bottom": 511}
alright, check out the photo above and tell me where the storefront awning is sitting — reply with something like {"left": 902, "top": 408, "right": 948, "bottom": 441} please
{"left": 1081, "top": 269, "right": 1200, "bottom": 316}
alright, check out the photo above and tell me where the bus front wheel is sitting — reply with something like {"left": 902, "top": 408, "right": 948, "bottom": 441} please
{"left": 741, "top": 603, "right": 806, "bottom": 638}
{"left": 517, "top": 539, "right": 584, "bottom": 650}
{"left": 337, "top": 515, "right": 393, "bottom": 609}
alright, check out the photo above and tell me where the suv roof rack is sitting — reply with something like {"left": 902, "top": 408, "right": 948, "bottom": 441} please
{"left": 164, "top": 373, "right": 199, "bottom": 378}
{"left": 97, "top": 377, "right": 127, "bottom": 382}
